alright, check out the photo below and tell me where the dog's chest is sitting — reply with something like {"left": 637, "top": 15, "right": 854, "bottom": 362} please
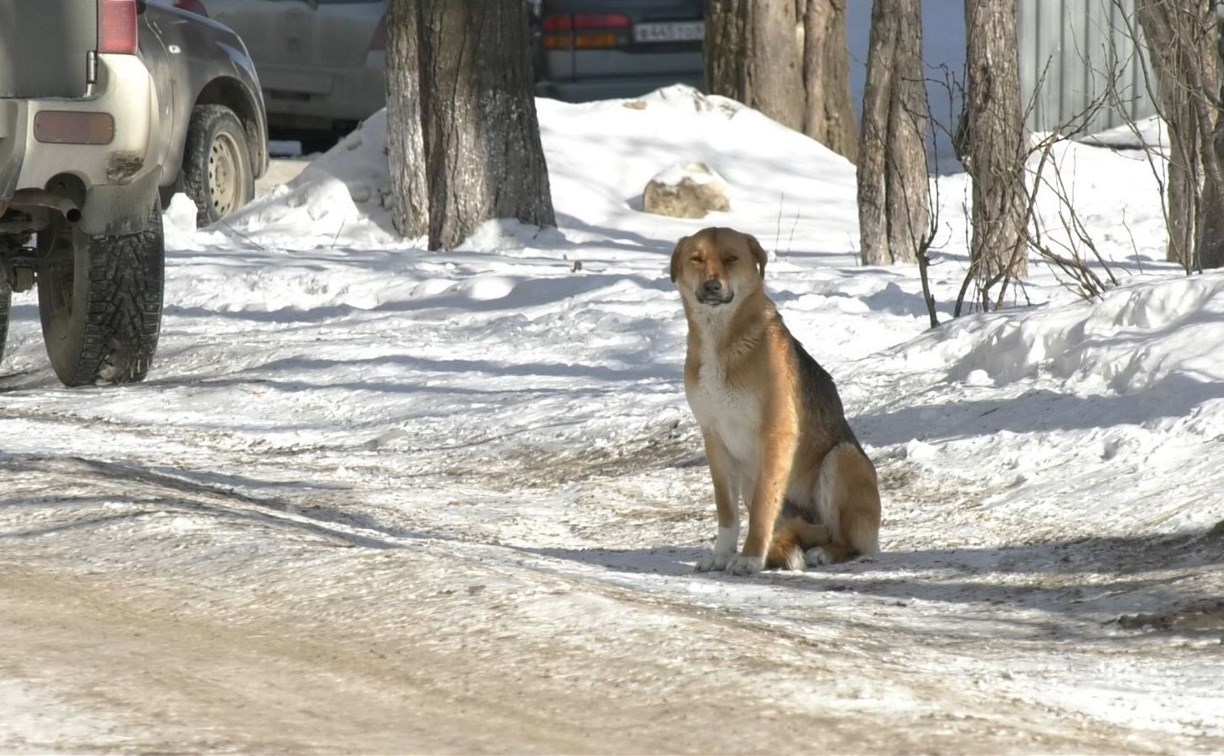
{"left": 686, "top": 358, "right": 761, "bottom": 463}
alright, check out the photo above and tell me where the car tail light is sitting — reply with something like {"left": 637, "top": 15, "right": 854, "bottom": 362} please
{"left": 173, "top": 0, "right": 209, "bottom": 16}
{"left": 369, "top": 15, "right": 387, "bottom": 51}
{"left": 541, "top": 12, "right": 631, "bottom": 50}
{"left": 542, "top": 13, "right": 631, "bottom": 31}
{"left": 98, "top": 0, "right": 139, "bottom": 54}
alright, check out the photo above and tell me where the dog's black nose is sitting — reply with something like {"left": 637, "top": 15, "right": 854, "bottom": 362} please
{"left": 701, "top": 278, "right": 723, "bottom": 295}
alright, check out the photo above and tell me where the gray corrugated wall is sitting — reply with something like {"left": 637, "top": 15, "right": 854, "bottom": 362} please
{"left": 1017, "top": 0, "right": 1157, "bottom": 133}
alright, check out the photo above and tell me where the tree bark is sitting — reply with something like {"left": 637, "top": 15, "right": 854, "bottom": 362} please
{"left": 964, "top": 0, "right": 1028, "bottom": 282}
{"left": 1136, "top": 0, "right": 1224, "bottom": 270}
{"left": 705, "top": 0, "right": 805, "bottom": 131}
{"left": 705, "top": 0, "right": 855, "bottom": 159}
{"left": 384, "top": 0, "right": 427, "bottom": 239}
{"left": 387, "top": 0, "right": 555, "bottom": 251}
{"left": 858, "top": 0, "right": 929, "bottom": 266}
{"left": 800, "top": 0, "right": 858, "bottom": 161}
{"left": 418, "top": 0, "right": 555, "bottom": 251}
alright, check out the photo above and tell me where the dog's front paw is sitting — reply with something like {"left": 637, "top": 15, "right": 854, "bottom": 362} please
{"left": 724, "top": 554, "right": 764, "bottom": 576}
{"left": 695, "top": 550, "right": 733, "bottom": 572}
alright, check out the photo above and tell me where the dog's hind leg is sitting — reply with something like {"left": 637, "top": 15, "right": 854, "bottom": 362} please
{"left": 805, "top": 442, "right": 881, "bottom": 567}
{"left": 767, "top": 516, "right": 830, "bottom": 570}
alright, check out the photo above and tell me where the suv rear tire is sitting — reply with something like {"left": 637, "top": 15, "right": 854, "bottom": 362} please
{"left": 37, "top": 200, "right": 165, "bottom": 386}
{"left": 0, "top": 281, "right": 10, "bottom": 367}
{"left": 182, "top": 104, "right": 255, "bottom": 227}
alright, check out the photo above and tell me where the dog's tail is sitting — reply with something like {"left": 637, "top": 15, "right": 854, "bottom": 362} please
{"left": 766, "top": 516, "right": 831, "bottom": 570}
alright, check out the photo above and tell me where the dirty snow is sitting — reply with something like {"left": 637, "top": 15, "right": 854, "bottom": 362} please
{"left": 1, "top": 85, "right": 1221, "bottom": 752}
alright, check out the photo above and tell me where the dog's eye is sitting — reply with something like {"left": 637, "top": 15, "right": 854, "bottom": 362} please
{"left": 689, "top": 256, "right": 702, "bottom": 264}
{"left": 726, "top": 256, "right": 738, "bottom": 263}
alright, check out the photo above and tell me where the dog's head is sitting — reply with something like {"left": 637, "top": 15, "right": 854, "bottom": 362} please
{"left": 669, "top": 227, "right": 768, "bottom": 309}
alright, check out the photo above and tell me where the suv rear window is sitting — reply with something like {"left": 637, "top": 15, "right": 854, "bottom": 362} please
{"left": 0, "top": 1, "right": 97, "bottom": 99}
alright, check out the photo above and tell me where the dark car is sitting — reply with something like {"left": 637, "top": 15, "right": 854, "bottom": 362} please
{"left": 533, "top": 0, "right": 705, "bottom": 102}
{"left": 160, "top": 0, "right": 385, "bottom": 153}
{"left": 142, "top": 1, "right": 269, "bottom": 224}
{"left": 0, "top": 0, "right": 267, "bottom": 386}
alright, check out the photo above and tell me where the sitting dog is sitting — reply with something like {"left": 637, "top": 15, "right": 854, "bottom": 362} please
{"left": 671, "top": 227, "right": 881, "bottom": 575}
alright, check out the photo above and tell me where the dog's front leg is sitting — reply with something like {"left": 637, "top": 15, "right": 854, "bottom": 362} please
{"left": 726, "top": 432, "right": 795, "bottom": 576}
{"left": 695, "top": 429, "right": 739, "bottom": 572}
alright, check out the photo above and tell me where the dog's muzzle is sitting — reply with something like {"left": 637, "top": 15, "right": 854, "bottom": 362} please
{"left": 696, "top": 278, "right": 734, "bottom": 306}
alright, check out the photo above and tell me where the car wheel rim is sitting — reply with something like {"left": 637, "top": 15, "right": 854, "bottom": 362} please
{"left": 208, "top": 131, "right": 243, "bottom": 218}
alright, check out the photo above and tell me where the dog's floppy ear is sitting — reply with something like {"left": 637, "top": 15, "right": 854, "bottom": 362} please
{"left": 669, "top": 235, "right": 689, "bottom": 282}
{"left": 745, "top": 233, "right": 768, "bottom": 279}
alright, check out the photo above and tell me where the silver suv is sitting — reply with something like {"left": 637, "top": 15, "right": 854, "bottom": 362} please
{"left": 0, "top": 0, "right": 267, "bottom": 386}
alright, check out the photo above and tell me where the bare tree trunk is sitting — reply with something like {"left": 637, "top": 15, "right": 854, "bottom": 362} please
{"left": 1136, "top": 0, "right": 1224, "bottom": 270}
{"left": 964, "top": 0, "right": 1028, "bottom": 283}
{"left": 799, "top": 0, "right": 858, "bottom": 161}
{"left": 384, "top": 0, "right": 427, "bottom": 239}
{"left": 394, "top": 0, "right": 554, "bottom": 251}
{"left": 706, "top": 0, "right": 855, "bottom": 159}
{"left": 858, "top": 0, "right": 896, "bottom": 265}
{"left": 705, "top": 0, "right": 805, "bottom": 131}
{"left": 1201, "top": 128, "right": 1224, "bottom": 268}
{"left": 858, "top": 0, "right": 929, "bottom": 266}
{"left": 418, "top": 0, "right": 554, "bottom": 251}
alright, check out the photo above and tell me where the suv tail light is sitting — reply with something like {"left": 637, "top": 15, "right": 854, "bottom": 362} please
{"left": 173, "top": 0, "right": 210, "bottom": 16}
{"left": 369, "top": 14, "right": 387, "bottom": 51}
{"left": 541, "top": 12, "right": 631, "bottom": 50}
{"left": 98, "top": 0, "right": 139, "bottom": 54}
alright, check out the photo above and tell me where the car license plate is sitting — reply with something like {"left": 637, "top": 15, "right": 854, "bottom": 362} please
{"left": 633, "top": 21, "right": 704, "bottom": 44}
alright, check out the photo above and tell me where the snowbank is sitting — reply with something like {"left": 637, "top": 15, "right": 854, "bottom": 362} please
{"left": 2, "top": 84, "right": 1221, "bottom": 749}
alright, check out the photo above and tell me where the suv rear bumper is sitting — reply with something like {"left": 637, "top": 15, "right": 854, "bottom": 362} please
{"left": 535, "top": 73, "right": 704, "bottom": 103}
{"left": 1, "top": 54, "right": 161, "bottom": 236}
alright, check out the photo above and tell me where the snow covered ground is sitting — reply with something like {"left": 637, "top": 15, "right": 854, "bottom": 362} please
{"left": 1, "top": 86, "right": 1221, "bottom": 752}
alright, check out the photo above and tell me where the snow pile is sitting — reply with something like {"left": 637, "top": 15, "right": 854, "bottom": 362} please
{"left": 902, "top": 275, "right": 1224, "bottom": 393}
{"left": 1, "top": 85, "right": 1221, "bottom": 749}
{"left": 220, "top": 109, "right": 399, "bottom": 248}
{"left": 1078, "top": 115, "right": 1170, "bottom": 150}
{"left": 538, "top": 85, "right": 858, "bottom": 251}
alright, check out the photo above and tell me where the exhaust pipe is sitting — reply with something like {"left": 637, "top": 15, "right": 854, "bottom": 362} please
{"left": 8, "top": 189, "right": 81, "bottom": 223}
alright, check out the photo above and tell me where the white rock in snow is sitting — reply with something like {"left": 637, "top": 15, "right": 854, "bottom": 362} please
{"left": 642, "top": 162, "right": 730, "bottom": 219}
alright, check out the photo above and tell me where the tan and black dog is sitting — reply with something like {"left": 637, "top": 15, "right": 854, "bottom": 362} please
{"left": 671, "top": 227, "right": 881, "bottom": 575}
